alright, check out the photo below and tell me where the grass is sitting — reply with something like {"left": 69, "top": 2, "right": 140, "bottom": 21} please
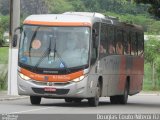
{"left": 0, "top": 47, "right": 8, "bottom": 90}
{"left": 0, "top": 47, "right": 9, "bottom": 64}
{"left": 143, "top": 63, "right": 160, "bottom": 91}
{"left": 0, "top": 71, "right": 7, "bottom": 90}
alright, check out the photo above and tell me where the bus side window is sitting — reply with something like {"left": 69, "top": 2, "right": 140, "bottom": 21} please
{"left": 99, "top": 23, "right": 107, "bottom": 58}
{"left": 116, "top": 29, "right": 124, "bottom": 55}
{"left": 124, "top": 31, "right": 130, "bottom": 55}
{"left": 131, "top": 32, "right": 137, "bottom": 56}
{"left": 91, "top": 23, "right": 100, "bottom": 65}
{"left": 138, "top": 32, "right": 144, "bottom": 56}
{"left": 108, "top": 26, "right": 115, "bottom": 54}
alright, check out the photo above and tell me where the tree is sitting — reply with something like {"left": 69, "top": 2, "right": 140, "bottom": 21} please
{"left": 134, "top": 0, "right": 160, "bottom": 19}
{"left": 0, "top": 15, "right": 9, "bottom": 46}
{"left": 21, "top": 0, "right": 49, "bottom": 15}
{"left": 145, "top": 37, "right": 160, "bottom": 89}
{"left": 0, "top": 0, "right": 9, "bottom": 15}
{"left": 46, "top": 0, "right": 74, "bottom": 14}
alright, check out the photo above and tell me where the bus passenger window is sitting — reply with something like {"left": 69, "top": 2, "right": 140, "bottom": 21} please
{"left": 116, "top": 30, "right": 123, "bottom": 55}
{"left": 108, "top": 27, "right": 115, "bottom": 54}
{"left": 131, "top": 32, "right": 138, "bottom": 56}
{"left": 138, "top": 33, "right": 144, "bottom": 56}
{"left": 91, "top": 23, "right": 100, "bottom": 65}
{"left": 124, "top": 32, "right": 130, "bottom": 55}
{"left": 99, "top": 23, "right": 107, "bottom": 58}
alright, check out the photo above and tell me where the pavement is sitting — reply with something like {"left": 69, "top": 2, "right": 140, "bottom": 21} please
{"left": 0, "top": 91, "right": 28, "bottom": 101}
{"left": 0, "top": 90, "right": 159, "bottom": 101}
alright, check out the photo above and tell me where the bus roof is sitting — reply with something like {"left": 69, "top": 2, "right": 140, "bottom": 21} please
{"left": 23, "top": 12, "right": 106, "bottom": 26}
{"left": 23, "top": 12, "right": 143, "bottom": 30}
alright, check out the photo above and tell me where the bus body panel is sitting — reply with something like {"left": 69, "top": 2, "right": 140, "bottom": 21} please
{"left": 98, "top": 55, "right": 144, "bottom": 97}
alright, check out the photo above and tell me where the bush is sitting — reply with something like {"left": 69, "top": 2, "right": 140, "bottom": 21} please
{"left": 0, "top": 71, "right": 7, "bottom": 90}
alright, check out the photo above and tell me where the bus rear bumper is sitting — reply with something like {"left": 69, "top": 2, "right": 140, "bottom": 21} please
{"left": 18, "top": 75, "right": 92, "bottom": 99}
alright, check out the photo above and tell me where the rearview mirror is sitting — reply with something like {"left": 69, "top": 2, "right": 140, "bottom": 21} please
{"left": 12, "top": 34, "right": 18, "bottom": 47}
{"left": 12, "top": 26, "right": 21, "bottom": 47}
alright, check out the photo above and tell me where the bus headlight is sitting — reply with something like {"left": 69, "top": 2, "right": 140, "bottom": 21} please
{"left": 72, "top": 76, "right": 85, "bottom": 82}
{"left": 19, "top": 73, "right": 31, "bottom": 80}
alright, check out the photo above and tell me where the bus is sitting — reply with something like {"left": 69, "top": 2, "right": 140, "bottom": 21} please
{"left": 15, "top": 12, "right": 144, "bottom": 106}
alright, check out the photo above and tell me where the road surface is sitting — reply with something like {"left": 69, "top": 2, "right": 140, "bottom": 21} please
{"left": 0, "top": 94, "right": 160, "bottom": 114}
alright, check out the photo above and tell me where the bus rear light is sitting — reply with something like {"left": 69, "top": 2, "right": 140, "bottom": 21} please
{"left": 19, "top": 73, "right": 31, "bottom": 80}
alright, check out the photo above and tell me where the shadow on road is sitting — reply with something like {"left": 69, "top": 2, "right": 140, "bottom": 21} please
{"left": 32, "top": 101, "right": 160, "bottom": 108}
{"left": 127, "top": 102, "right": 160, "bottom": 109}
{"left": 36, "top": 100, "right": 111, "bottom": 108}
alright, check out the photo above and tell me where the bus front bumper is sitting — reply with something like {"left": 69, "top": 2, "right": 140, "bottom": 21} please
{"left": 17, "top": 75, "right": 91, "bottom": 98}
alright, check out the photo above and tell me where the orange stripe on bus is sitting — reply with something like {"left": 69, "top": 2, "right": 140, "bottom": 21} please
{"left": 20, "top": 68, "right": 84, "bottom": 82}
{"left": 23, "top": 20, "right": 91, "bottom": 26}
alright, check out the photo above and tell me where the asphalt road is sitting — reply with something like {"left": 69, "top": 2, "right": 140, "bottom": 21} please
{"left": 0, "top": 94, "right": 160, "bottom": 114}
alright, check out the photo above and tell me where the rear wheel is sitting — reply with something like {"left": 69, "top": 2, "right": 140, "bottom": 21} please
{"left": 30, "top": 96, "right": 41, "bottom": 105}
{"left": 110, "top": 81, "right": 129, "bottom": 104}
{"left": 119, "top": 81, "right": 129, "bottom": 104}
{"left": 88, "top": 82, "right": 100, "bottom": 107}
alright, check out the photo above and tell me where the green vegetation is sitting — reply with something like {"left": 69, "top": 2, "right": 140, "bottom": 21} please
{"left": 0, "top": 71, "right": 7, "bottom": 90}
{"left": 0, "top": 47, "right": 8, "bottom": 90}
{"left": 0, "top": 47, "right": 8, "bottom": 64}
{"left": 0, "top": 15, "right": 9, "bottom": 46}
{"left": 134, "top": 0, "right": 160, "bottom": 19}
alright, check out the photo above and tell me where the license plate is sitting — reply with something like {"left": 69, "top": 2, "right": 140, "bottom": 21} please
{"left": 44, "top": 87, "right": 56, "bottom": 92}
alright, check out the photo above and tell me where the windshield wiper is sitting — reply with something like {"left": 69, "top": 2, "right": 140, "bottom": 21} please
{"left": 33, "top": 35, "right": 70, "bottom": 73}
{"left": 33, "top": 48, "right": 50, "bottom": 71}
{"left": 52, "top": 36, "right": 70, "bottom": 73}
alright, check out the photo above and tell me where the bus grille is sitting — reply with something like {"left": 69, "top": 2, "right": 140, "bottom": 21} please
{"left": 32, "top": 88, "right": 70, "bottom": 95}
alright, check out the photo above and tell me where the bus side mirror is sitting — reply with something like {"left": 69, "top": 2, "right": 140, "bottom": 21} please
{"left": 12, "top": 26, "right": 21, "bottom": 47}
{"left": 12, "top": 34, "right": 18, "bottom": 47}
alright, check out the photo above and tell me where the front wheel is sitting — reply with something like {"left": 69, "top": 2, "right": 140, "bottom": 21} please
{"left": 73, "top": 98, "right": 82, "bottom": 103}
{"left": 30, "top": 96, "right": 41, "bottom": 105}
{"left": 64, "top": 98, "right": 73, "bottom": 103}
{"left": 88, "top": 82, "right": 100, "bottom": 107}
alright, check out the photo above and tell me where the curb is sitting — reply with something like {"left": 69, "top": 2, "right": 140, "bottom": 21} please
{"left": 137, "top": 93, "right": 160, "bottom": 96}
{"left": 0, "top": 96, "right": 29, "bottom": 101}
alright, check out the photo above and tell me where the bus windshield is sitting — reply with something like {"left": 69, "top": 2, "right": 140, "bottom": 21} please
{"left": 18, "top": 25, "right": 90, "bottom": 70}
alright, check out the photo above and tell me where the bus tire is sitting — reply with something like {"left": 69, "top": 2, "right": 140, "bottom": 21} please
{"left": 110, "top": 96, "right": 119, "bottom": 104}
{"left": 73, "top": 98, "right": 82, "bottom": 103}
{"left": 88, "top": 82, "right": 100, "bottom": 107}
{"left": 118, "top": 81, "right": 129, "bottom": 104}
{"left": 30, "top": 96, "right": 41, "bottom": 105}
{"left": 65, "top": 98, "right": 73, "bottom": 103}
{"left": 110, "top": 81, "right": 129, "bottom": 104}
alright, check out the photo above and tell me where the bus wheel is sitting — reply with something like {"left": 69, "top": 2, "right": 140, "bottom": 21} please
{"left": 118, "top": 81, "right": 129, "bottom": 104}
{"left": 110, "top": 81, "right": 129, "bottom": 104}
{"left": 30, "top": 96, "right": 41, "bottom": 105}
{"left": 65, "top": 98, "right": 73, "bottom": 103}
{"left": 73, "top": 98, "right": 82, "bottom": 103}
{"left": 110, "top": 96, "right": 118, "bottom": 104}
{"left": 88, "top": 82, "right": 100, "bottom": 107}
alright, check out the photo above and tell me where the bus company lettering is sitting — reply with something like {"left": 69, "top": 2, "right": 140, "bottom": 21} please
{"left": 51, "top": 75, "right": 70, "bottom": 80}
{"left": 30, "top": 74, "right": 70, "bottom": 80}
